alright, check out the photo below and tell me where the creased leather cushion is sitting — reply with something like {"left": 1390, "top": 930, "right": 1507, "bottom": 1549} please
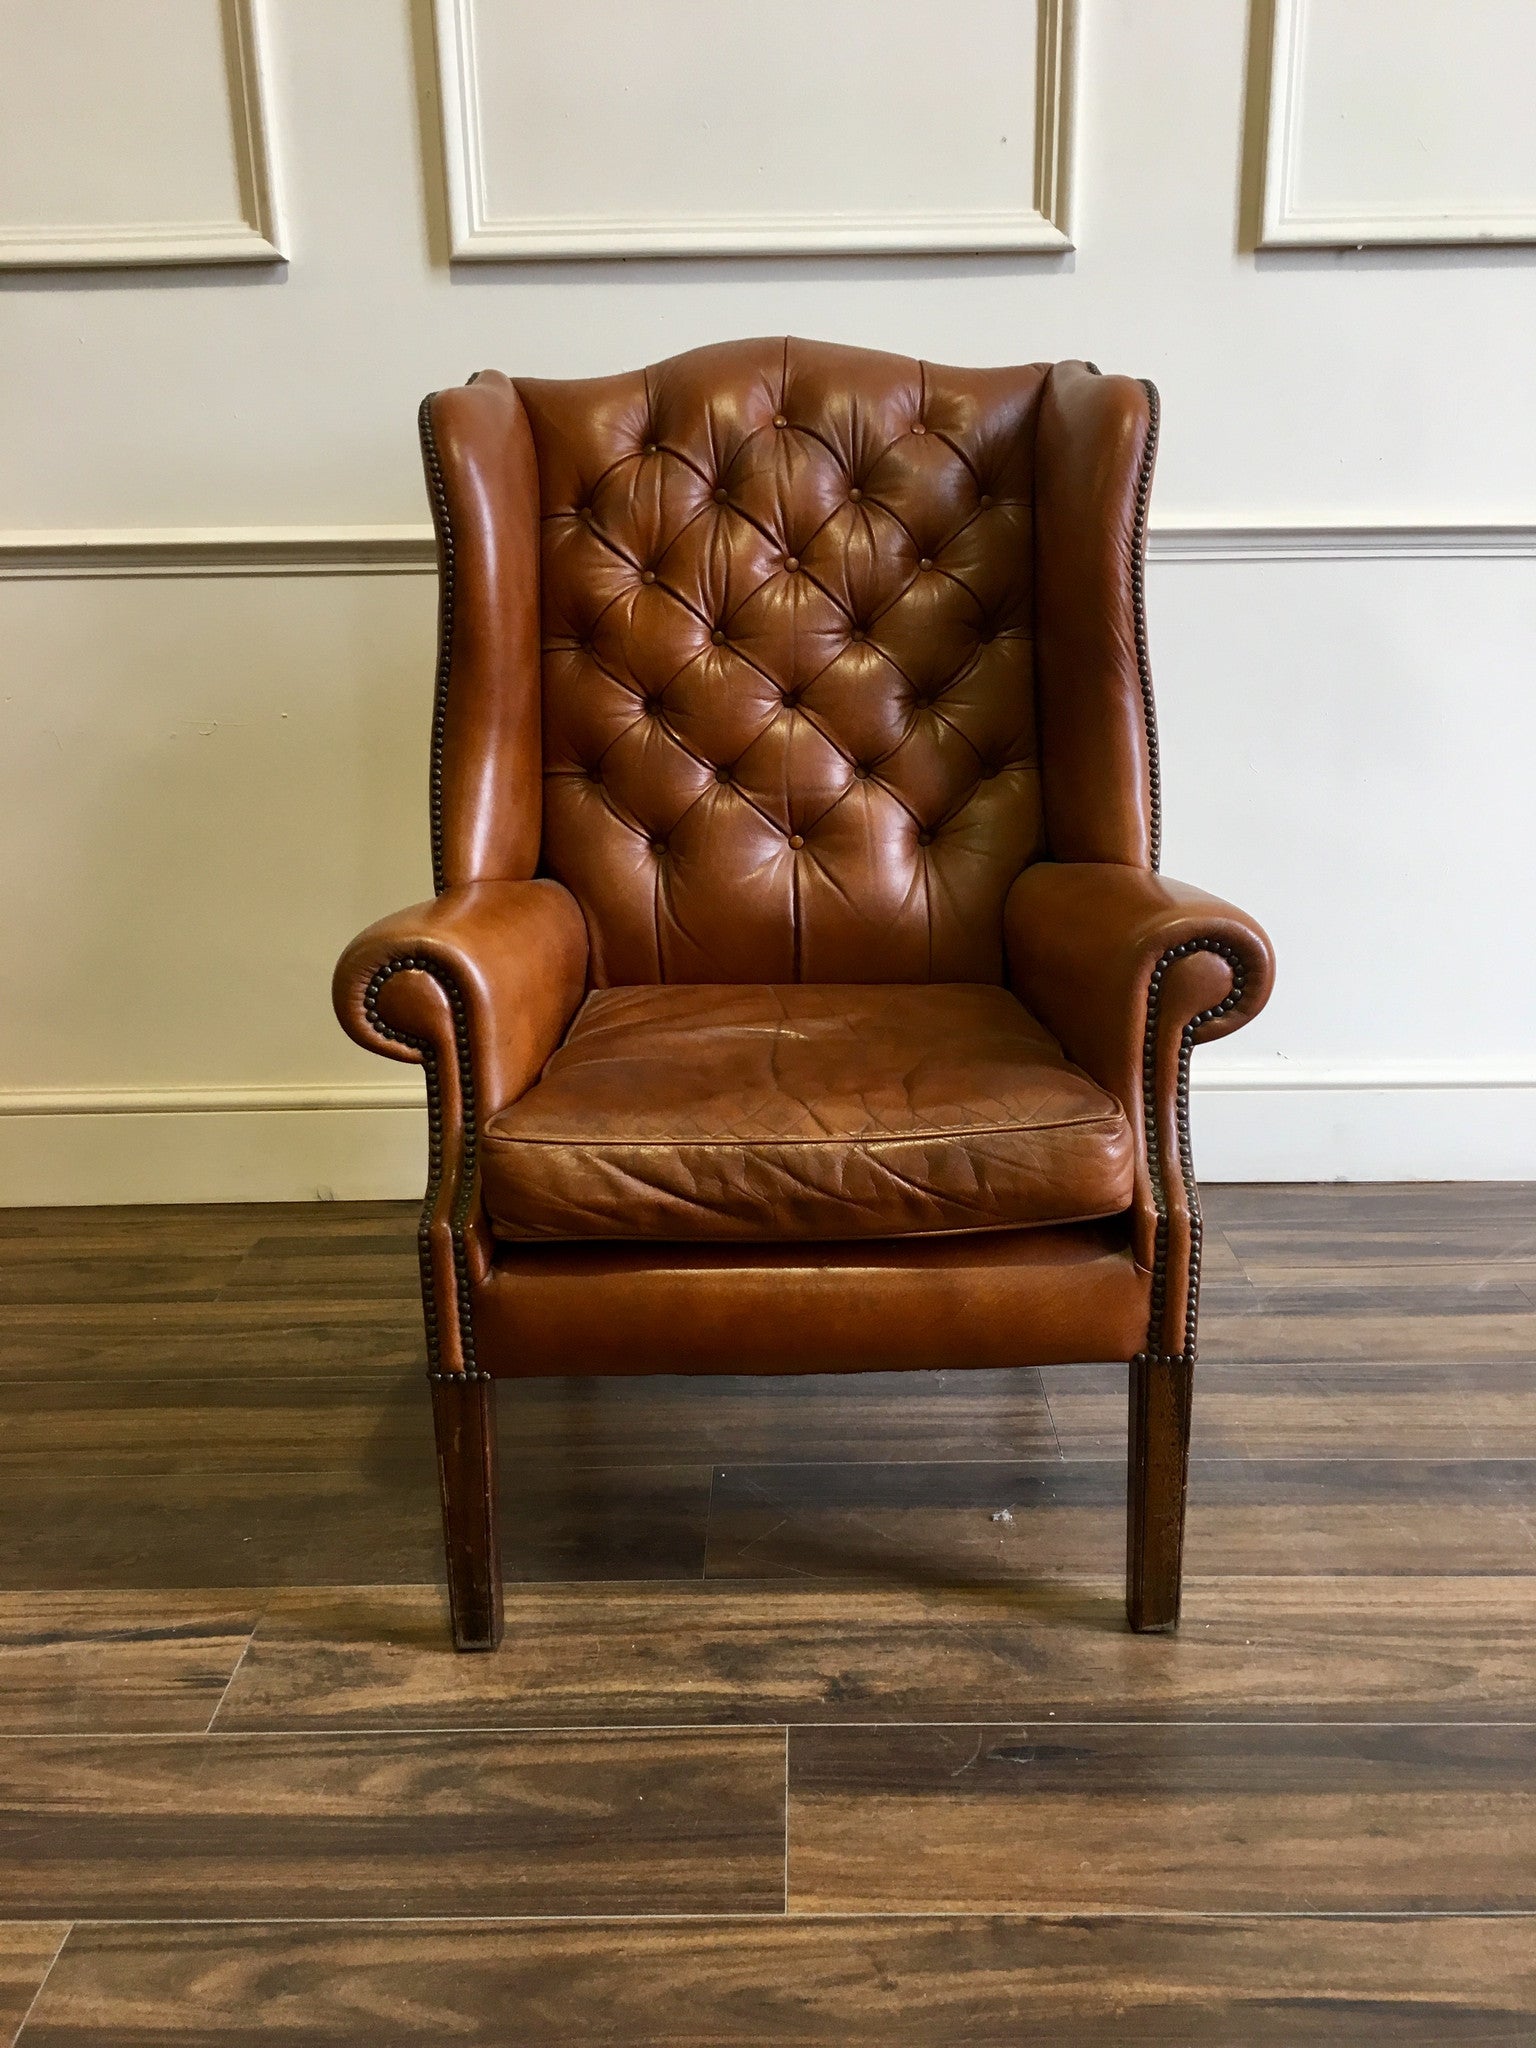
{"left": 480, "top": 984, "right": 1134, "bottom": 1242}
{"left": 516, "top": 337, "right": 1047, "bottom": 986}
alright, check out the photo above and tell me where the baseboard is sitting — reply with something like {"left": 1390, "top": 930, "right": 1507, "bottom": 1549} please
{"left": 0, "top": 1102, "right": 428, "bottom": 1206}
{"left": 1, "top": 1073, "right": 1531, "bottom": 1204}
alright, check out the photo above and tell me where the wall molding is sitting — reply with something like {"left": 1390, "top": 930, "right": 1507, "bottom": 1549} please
{"left": 3, "top": 1060, "right": 1531, "bottom": 1121}
{"left": 4, "top": 517, "right": 1536, "bottom": 580}
{"left": 432, "top": 0, "right": 1076, "bottom": 259}
{"left": 1260, "top": 0, "right": 1536, "bottom": 249}
{"left": 0, "top": 0, "right": 285, "bottom": 268}
{"left": 0, "top": 527, "right": 435, "bottom": 579}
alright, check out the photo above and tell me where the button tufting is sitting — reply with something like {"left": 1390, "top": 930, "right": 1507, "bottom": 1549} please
{"left": 849, "top": 627, "right": 865, "bottom": 643}
{"left": 587, "top": 765, "right": 603, "bottom": 782}
{"left": 772, "top": 413, "right": 787, "bottom": 428}
{"left": 711, "top": 628, "right": 727, "bottom": 645}
{"left": 713, "top": 486, "right": 729, "bottom": 503}
{"left": 978, "top": 493, "right": 994, "bottom": 509}
{"left": 911, "top": 421, "right": 927, "bottom": 435}
{"left": 918, "top": 557, "right": 933, "bottom": 571}
{"left": 716, "top": 765, "right": 732, "bottom": 785}
{"left": 917, "top": 828, "right": 934, "bottom": 845}
{"left": 643, "top": 442, "right": 658, "bottom": 456}
{"left": 649, "top": 836, "right": 667, "bottom": 853}
{"left": 782, "top": 688, "right": 802, "bottom": 707}
{"left": 783, "top": 556, "right": 799, "bottom": 573}
{"left": 640, "top": 569, "right": 656, "bottom": 585}
{"left": 787, "top": 833, "right": 805, "bottom": 849}
{"left": 848, "top": 486, "right": 863, "bottom": 502}
{"left": 852, "top": 764, "right": 869, "bottom": 780}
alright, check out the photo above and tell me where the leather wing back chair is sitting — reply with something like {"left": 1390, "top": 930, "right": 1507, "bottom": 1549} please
{"left": 335, "top": 337, "right": 1274, "bottom": 1653}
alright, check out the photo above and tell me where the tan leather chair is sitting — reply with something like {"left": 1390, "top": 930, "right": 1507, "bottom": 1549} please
{"left": 335, "top": 338, "right": 1274, "bottom": 1652}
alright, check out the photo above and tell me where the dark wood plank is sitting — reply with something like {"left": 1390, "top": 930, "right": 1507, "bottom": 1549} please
{"left": 790, "top": 1723, "right": 1536, "bottom": 1913}
{"left": 499, "top": 1366, "right": 1061, "bottom": 1468}
{"left": 705, "top": 1458, "right": 1536, "bottom": 1580}
{"left": 0, "top": 1376, "right": 430, "bottom": 1476}
{"left": 0, "top": 1923, "right": 68, "bottom": 2046}
{"left": 0, "top": 1462, "right": 711, "bottom": 1588}
{"left": 1043, "top": 1358, "right": 1536, "bottom": 1458}
{"left": 215, "top": 1575, "right": 1536, "bottom": 1730}
{"left": 1200, "top": 1278, "right": 1536, "bottom": 1363}
{"left": 1205, "top": 1182, "right": 1536, "bottom": 1265}
{"left": 0, "top": 1301, "right": 423, "bottom": 1381}
{"left": 0, "top": 1729, "right": 784, "bottom": 1920}
{"left": 21, "top": 1915, "right": 1536, "bottom": 2046}
{"left": 0, "top": 1594, "right": 256, "bottom": 1735}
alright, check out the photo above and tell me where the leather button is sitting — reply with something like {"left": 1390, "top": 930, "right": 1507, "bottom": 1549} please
{"left": 643, "top": 697, "right": 661, "bottom": 716}
{"left": 783, "top": 556, "right": 799, "bottom": 574}
{"left": 978, "top": 493, "right": 994, "bottom": 509}
{"left": 852, "top": 765, "right": 869, "bottom": 780}
{"left": 715, "top": 766, "right": 732, "bottom": 785}
{"left": 782, "top": 689, "right": 801, "bottom": 707}
{"left": 640, "top": 569, "right": 657, "bottom": 585}
{"left": 918, "top": 557, "right": 933, "bottom": 571}
{"left": 587, "top": 765, "right": 603, "bottom": 783}
{"left": 711, "top": 628, "right": 727, "bottom": 645}
{"left": 773, "top": 413, "right": 787, "bottom": 428}
{"left": 849, "top": 628, "right": 865, "bottom": 643}
{"left": 848, "top": 486, "right": 863, "bottom": 502}
{"left": 787, "top": 833, "right": 805, "bottom": 850}
{"left": 917, "top": 828, "right": 934, "bottom": 845}
{"left": 649, "top": 837, "right": 667, "bottom": 854}
{"left": 910, "top": 421, "right": 927, "bottom": 435}
{"left": 643, "top": 442, "right": 658, "bottom": 456}
{"left": 713, "top": 487, "right": 729, "bottom": 504}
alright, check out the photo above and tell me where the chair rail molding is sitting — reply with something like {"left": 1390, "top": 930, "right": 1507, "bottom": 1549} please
{"left": 4, "top": 517, "right": 1536, "bottom": 579}
{"left": 1259, "top": 0, "right": 1536, "bottom": 248}
{"left": 431, "top": 0, "right": 1076, "bottom": 259}
{"left": 0, "top": 0, "right": 285, "bottom": 268}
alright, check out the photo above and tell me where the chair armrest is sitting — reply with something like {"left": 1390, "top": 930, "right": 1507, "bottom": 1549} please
{"left": 333, "top": 878, "right": 589, "bottom": 1118}
{"left": 332, "top": 879, "right": 588, "bottom": 1372}
{"left": 1005, "top": 862, "right": 1275, "bottom": 1308}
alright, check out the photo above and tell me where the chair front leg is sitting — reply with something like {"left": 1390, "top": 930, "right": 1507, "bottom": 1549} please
{"left": 431, "top": 1372, "right": 503, "bottom": 1652}
{"left": 1126, "top": 1350, "right": 1193, "bottom": 1630}
{"left": 1124, "top": 939, "right": 1247, "bottom": 1632}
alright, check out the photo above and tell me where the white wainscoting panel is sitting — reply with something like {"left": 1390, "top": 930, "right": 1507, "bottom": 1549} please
{"left": 433, "top": 0, "right": 1075, "bottom": 258}
{"left": 2, "top": 524, "right": 1534, "bottom": 1199}
{"left": 0, "top": 0, "right": 284, "bottom": 266}
{"left": 1260, "top": 0, "right": 1536, "bottom": 247}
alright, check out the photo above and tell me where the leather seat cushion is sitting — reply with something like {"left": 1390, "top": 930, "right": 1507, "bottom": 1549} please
{"left": 480, "top": 983, "right": 1135, "bottom": 1242}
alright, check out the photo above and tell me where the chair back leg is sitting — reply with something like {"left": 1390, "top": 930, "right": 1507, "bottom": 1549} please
{"left": 431, "top": 1376, "right": 504, "bottom": 1651}
{"left": 1125, "top": 1351, "right": 1193, "bottom": 1631}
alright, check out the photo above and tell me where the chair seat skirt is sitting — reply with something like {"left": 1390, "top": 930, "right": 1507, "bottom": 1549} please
{"left": 480, "top": 983, "right": 1135, "bottom": 1242}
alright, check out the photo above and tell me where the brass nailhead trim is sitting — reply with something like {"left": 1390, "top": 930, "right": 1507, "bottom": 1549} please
{"left": 418, "top": 394, "right": 455, "bottom": 898}
{"left": 1140, "top": 936, "right": 1245, "bottom": 1365}
{"left": 364, "top": 953, "right": 480, "bottom": 1376}
{"left": 1132, "top": 379, "right": 1163, "bottom": 872}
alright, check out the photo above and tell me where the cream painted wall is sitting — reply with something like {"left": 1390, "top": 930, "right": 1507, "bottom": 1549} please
{"left": 1, "top": 0, "right": 1533, "bottom": 1200}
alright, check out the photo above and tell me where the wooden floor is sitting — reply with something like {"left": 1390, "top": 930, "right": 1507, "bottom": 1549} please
{"left": 1, "top": 1186, "right": 1534, "bottom": 2043}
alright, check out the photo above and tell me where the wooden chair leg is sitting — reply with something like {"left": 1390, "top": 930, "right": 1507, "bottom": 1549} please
{"left": 1126, "top": 1351, "right": 1194, "bottom": 1632}
{"left": 431, "top": 1375, "right": 503, "bottom": 1652}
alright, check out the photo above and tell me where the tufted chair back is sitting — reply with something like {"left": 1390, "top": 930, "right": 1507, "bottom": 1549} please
{"left": 425, "top": 337, "right": 1160, "bottom": 987}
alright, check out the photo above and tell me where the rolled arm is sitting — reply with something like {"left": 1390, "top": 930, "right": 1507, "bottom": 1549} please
{"left": 334, "top": 877, "right": 588, "bottom": 1115}
{"left": 332, "top": 878, "right": 589, "bottom": 1371}
{"left": 1005, "top": 862, "right": 1274, "bottom": 1334}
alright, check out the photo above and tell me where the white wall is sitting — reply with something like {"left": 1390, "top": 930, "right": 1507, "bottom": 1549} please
{"left": 2, "top": 0, "right": 1533, "bottom": 1201}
